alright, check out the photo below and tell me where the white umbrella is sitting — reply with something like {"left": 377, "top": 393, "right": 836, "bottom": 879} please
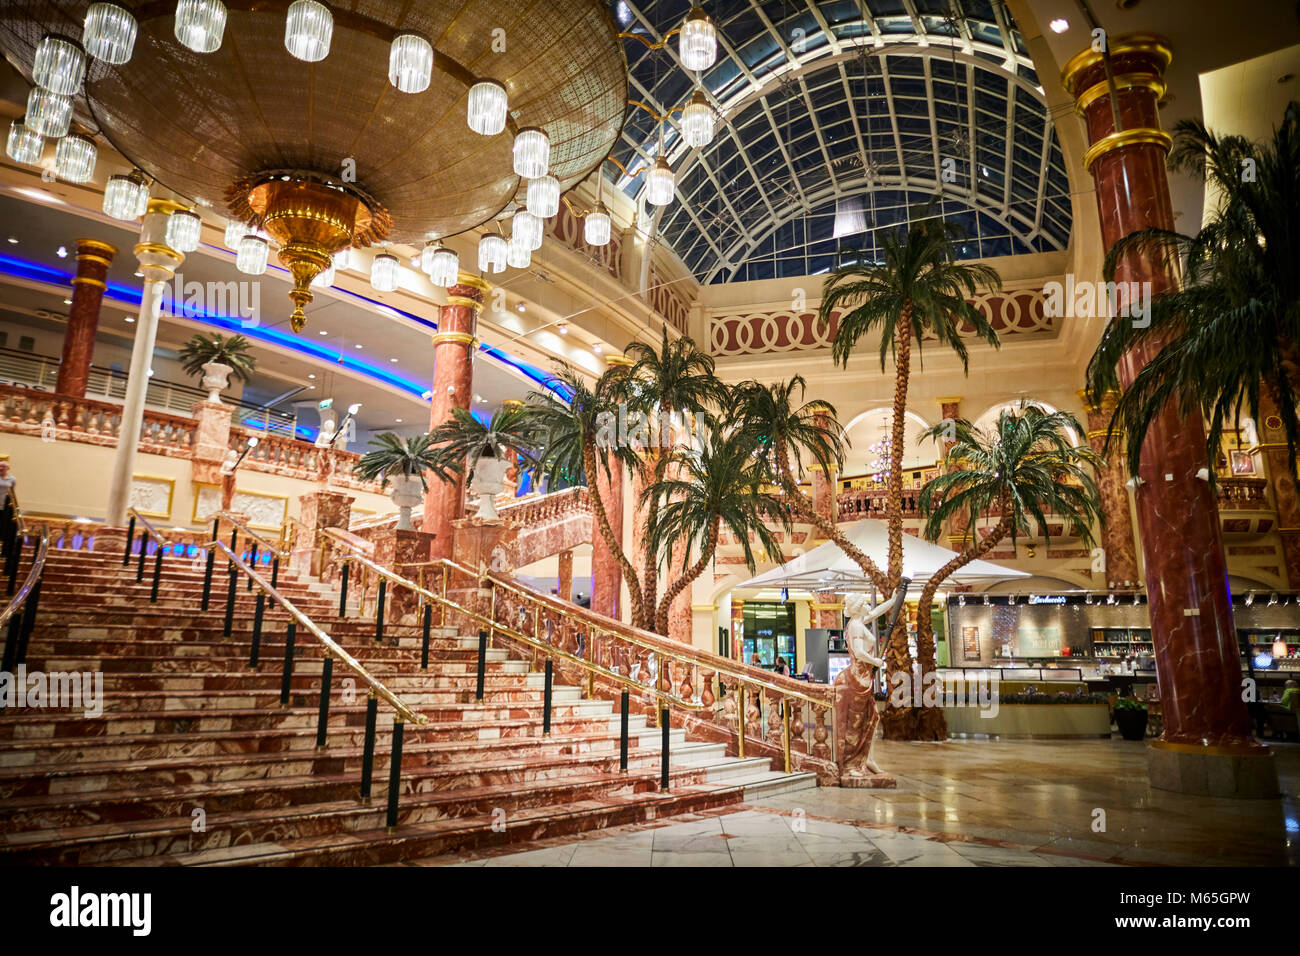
{"left": 736, "top": 518, "right": 1029, "bottom": 591}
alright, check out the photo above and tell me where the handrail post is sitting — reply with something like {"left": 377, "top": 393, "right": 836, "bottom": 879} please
{"left": 315, "top": 655, "right": 334, "bottom": 751}
{"left": 200, "top": 546, "right": 214, "bottom": 611}
{"left": 149, "top": 544, "right": 163, "bottom": 603}
{"left": 542, "top": 657, "right": 553, "bottom": 736}
{"left": 249, "top": 592, "right": 265, "bottom": 669}
{"left": 270, "top": 555, "right": 280, "bottom": 590}
{"left": 135, "top": 531, "right": 147, "bottom": 583}
{"left": 123, "top": 514, "right": 135, "bottom": 565}
{"left": 338, "top": 561, "right": 349, "bottom": 618}
{"left": 385, "top": 717, "right": 405, "bottom": 833}
{"left": 439, "top": 566, "right": 447, "bottom": 626}
{"left": 279, "top": 620, "right": 296, "bottom": 708}
{"left": 246, "top": 542, "right": 257, "bottom": 590}
{"left": 660, "top": 706, "right": 671, "bottom": 792}
{"left": 223, "top": 563, "right": 237, "bottom": 637}
{"left": 420, "top": 604, "right": 431, "bottom": 670}
{"left": 15, "top": 577, "right": 41, "bottom": 667}
{"left": 475, "top": 629, "right": 488, "bottom": 701}
{"left": 619, "top": 690, "right": 629, "bottom": 773}
{"left": 4, "top": 534, "right": 19, "bottom": 596}
{"left": 374, "top": 579, "right": 386, "bottom": 643}
{"left": 359, "top": 690, "right": 378, "bottom": 803}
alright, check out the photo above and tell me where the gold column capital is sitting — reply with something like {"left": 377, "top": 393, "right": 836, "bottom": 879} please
{"left": 1060, "top": 33, "right": 1173, "bottom": 97}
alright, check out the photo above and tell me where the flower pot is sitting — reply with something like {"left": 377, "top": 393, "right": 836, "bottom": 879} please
{"left": 1114, "top": 708, "right": 1149, "bottom": 741}
{"left": 389, "top": 474, "right": 424, "bottom": 531}
{"left": 201, "top": 361, "right": 233, "bottom": 403}
{"left": 470, "top": 456, "right": 511, "bottom": 520}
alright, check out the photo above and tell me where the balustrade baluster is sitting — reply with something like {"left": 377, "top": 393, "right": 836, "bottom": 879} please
{"left": 766, "top": 689, "right": 783, "bottom": 745}
{"left": 811, "top": 705, "right": 831, "bottom": 761}
{"left": 699, "top": 669, "right": 715, "bottom": 718}
{"left": 790, "top": 700, "right": 807, "bottom": 754}
{"left": 745, "top": 688, "right": 762, "bottom": 740}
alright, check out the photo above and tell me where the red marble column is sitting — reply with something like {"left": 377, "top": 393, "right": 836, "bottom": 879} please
{"left": 557, "top": 548, "right": 574, "bottom": 602}
{"left": 56, "top": 239, "right": 117, "bottom": 398}
{"left": 590, "top": 450, "right": 624, "bottom": 620}
{"left": 1064, "top": 36, "right": 1258, "bottom": 755}
{"left": 812, "top": 592, "right": 842, "bottom": 628}
{"left": 936, "top": 397, "right": 971, "bottom": 548}
{"left": 1079, "top": 389, "right": 1142, "bottom": 588}
{"left": 1256, "top": 391, "right": 1300, "bottom": 585}
{"left": 809, "top": 404, "right": 838, "bottom": 531}
{"left": 422, "top": 275, "right": 486, "bottom": 557}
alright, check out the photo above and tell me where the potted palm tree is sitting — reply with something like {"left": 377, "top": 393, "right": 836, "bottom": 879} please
{"left": 424, "top": 405, "right": 541, "bottom": 521}
{"left": 353, "top": 432, "right": 452, "bottom": 531}
{"left": 177, "top": 332, "right": 256, "bottom": 403}
{"left": 816, "top": 211, "right": 1002, "bottom": 739}
{"left": 1113, "top": 697, "right": 1150, "bottom": 741}
{"left": 913, "top": 403, "right": 1104, "bottom": 738}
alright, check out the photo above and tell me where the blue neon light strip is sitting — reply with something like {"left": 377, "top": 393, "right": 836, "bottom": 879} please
{"left": 0, "top": 252, "right": 569, "bottom": 404}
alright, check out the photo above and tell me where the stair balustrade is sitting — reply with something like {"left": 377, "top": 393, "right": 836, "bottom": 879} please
{"left": 0, "top": 490, "right": 48, "bottom": 673}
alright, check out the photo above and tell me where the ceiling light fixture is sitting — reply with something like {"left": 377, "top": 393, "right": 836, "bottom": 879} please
{"left": 236, "top": 234, "right": 270, "bottom": 275}
{"left": 512, "top": 127, "right": 550, "bottom": 179}
{"left": 526, "top": 174, "right": 560, "bottom": 219}
{"left": 478, "top": 233, "right": 507, "bottom": 274}
{"left": 33, "top": 33, "right": 86, "bottom": 95}
{"left": 175, "top": 0, "right": 227, "bottom": 53}
{"left": 646, "top": 156, "right": 675, "bottom": 206}
{"left": 5, "top": 119, "right": 43, "bottom": 165}
{"left": 680, "top": 89, "right": 715, "bottom": 148}
{"left": 389, "top": 33, "right": 433, "bottom": 93}
{"left": 83, "top": 2, "right": 137, "bottom": 65}
{"left": 370, "top": 251, "right": 400, "bottom": 291}
{"left": 165, "top": 208, "right": 203, "bottom": 252}
{"left": 506, "top": 230, "right": 532, "bottom": 269}
{"left": 101, "top": 169, "right": 149, "bottom": 221}
{"left": 425, "top": 241, "right": 458, "bottom": 288}
{"left": 25, "top": 86, "right": 72, "bottom": 138}
{"left": 285, "top": 0, "right": 332, "bottom": 62}
{"left": 466, "top": 79, "right": 508, "bottom": 135}
{"left": 678, "top": 5, "right": 717, "bottom": 71}
{"left": 53, "top": 133, "right": 96, "bottom": 183}
{"left": 1049, "top": 18, "right": 1069, "bottom": 33}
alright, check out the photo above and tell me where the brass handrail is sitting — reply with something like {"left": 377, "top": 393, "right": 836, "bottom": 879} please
{"left": 0, "top": 489, "right": 49, "bottom": 631}
{"left": 126, "top": 506, "right": 169, "bottom": 546}
{"left": 320, "top": 529, "right": 705, "bottom": 711}
{"left": 213, "top": 511, "right": 286, "bottom": 557}
{"left": 208, "top": 538, "right": 426, "bottom": 725}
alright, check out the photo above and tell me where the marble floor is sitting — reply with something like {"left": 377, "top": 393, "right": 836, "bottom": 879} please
{"left": 409, "top": 738, "right": 1300, "bottom": 867}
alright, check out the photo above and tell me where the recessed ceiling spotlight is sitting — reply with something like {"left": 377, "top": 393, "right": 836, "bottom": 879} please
{"left": 124, "top": 315, "right": 135, "bottom": 323}
{"left": 63, "top": 298, "right": 72, "bottom": 305}
{"left": 592, "top": 343, "right": 602, "bottom": 354}
{"left": 517, "top": 303, "right": 525, "bottom": 312}
{"left": 390, "top": 357, "right": 398, "bottom": 363}
{"left": 319, "top": 330, "right": 328, "bottom": 335}
{"left": 558, "top": 322, "right": 568, "bottom": 334}
{"left": 355, "top": 343, "right": 363, "bottom": 349}
{"left": 6, "top": 237, "right": 17, "bottom": 244}
{"left": 307, "top": 373, "right": 316, "bottom": 379}
{"left": 395, "top": 418, "right": 403, "bottom": 423}
{"left": 134, "top": 270, "right": 143, "bottom": 277}
{"left": 56, "top": 246, "right": 68, "bottom": 258}
{"left": 1049, "top": 18, "right": 1068, "bottom": 32}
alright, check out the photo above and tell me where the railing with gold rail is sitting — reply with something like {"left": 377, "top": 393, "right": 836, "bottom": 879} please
{"left": 1, "top": 488, "right": 49, "bottom": 672}
{"left": 123, "top": 506, "right": 172, "bottom": 603}
{"left": 317, "top": 529, "right": 837, "bottom": 777}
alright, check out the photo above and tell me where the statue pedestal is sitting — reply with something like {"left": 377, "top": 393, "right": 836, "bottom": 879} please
{"left": 292, "top": 490, "right": 354, "bottom": 575}
{"left": 371, "top": 528, "right": 436, "bottom": 625}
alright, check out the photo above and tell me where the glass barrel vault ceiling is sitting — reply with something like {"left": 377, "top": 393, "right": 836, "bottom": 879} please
{"left": 610, "top": 0, "right": 1071, "bottom": 284}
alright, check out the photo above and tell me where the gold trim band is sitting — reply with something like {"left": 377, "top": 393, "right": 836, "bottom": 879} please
{"left": 1082, "top": 128, "right": 1172, "bottom": 172}
{"left": 145, "top": 198, "right": 189, "bottom": 216}
{"left": 75, "top": 254, "right": 113, "bottom": 269}
{"left": 431, "top": 331, "right": 476, "bottom": 347}
{"left": 132, "top": 241, "right": 185, "bottom": 264}
{"left": 75, "top": 238, "right": 118, "bottom": 258}
{"left": 1060, "top": 34, "right": 1173, "bottom": 96}
{"left": 71, "top": 277, "right": 106, "bottom": 290}
{"left": 1075, "top": 73, "right": 1167, "bottom": 115}
{"left": 445, "top": 295, "right": 483, "bottom": 311}
{"left": 453, "top": 272, "right": 492, "bottom": 293}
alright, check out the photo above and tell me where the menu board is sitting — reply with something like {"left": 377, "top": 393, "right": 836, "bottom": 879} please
{"left": 962, "top": 625, "right": 981, "bottom": 661}
{"left": 1016, "top": 625, "right": 1063, "bottom": 658}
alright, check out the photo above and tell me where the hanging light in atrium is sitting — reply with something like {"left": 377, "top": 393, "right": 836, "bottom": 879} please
{"left": 370, "top": 251, "right": 400, "bottom": 291}
{"left": 526, "top": 174, "right": 560, "bottom": 219}
{"left": 512, "top": 210, "right": 544, "bottom": 250}
{"left": 165, "top": 209, "right": 203, "bottom": 252}
{"left": 33, "top": 34, "right": 86, "bottom": 96}
{"left": 223, "top": 219, "right": 246, "bottom": 249}
{"left": 513, "top": 127, "right": 550, "bottom": 179}
{"left": 25, "top": 87, "right": 72, "bottom": 139}
{"left": 425, "top": 242, "right": 458, "bottom": 288}
{"left": 478, "top": 233, "right": 507, "bottom": 273}
{"left": 83, "top": 2, "right": 137, "bottom": 64}
{"left": 466, "top": 79, "right": 508, "bottom": 136}
{"left": 6, "top": 119, "right": 43, "bottom": 165}
{"left": 284, "top": 0, "right": 332, "bottom": 62}
{"left": 389, "top": 33, "right": 433, "bottom": 93}
{"left": 646, "top": 156, "right": 675, "bottom": 206}
{"left": 174, "top": 0, "right": 228, "bottom": 54}
{"left": 506, "top": 230, "right": 532, "bottom": 269}
{"left": 584, "top": 202, "right": 611, "bottom": 246}
{"left": 53, "top": 133, "right": 96, "bottom": 183}
{"left": 101, "top": 169, "right": 149, "bottom": 221}
{"left": 680, "top": 89, "right": 714, "bottom": 148}
{"left": 236, "top": 234, "right": 269, "bottom": 274}
{"left": 678, "top": 5, "right": 717, "bottom": 72}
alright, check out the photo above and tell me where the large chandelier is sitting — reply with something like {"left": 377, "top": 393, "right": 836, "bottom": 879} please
{"left": 0, "top": 1, "right": 627, "bottom": 332}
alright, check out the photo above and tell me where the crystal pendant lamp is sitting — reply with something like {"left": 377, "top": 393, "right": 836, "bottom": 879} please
{"left": 478, "top": 234, "right": 507, "bottom": 273}
{"left": 680, "top": 89, "right": 715, "bottom": 148}
{"left": 25, "top": 87, "right": 72, "bottom": 138}
{"left": 285, "top": 0, "right": 332, "bottom": 62}
{"left": 370, "top": 251, "right": 400, "bottom": 291}
{"left": 467, "top": 80, "right": 508, "bottom": 136}
{"left": 223, "top": 219, "right": 246, "bottom": 249}
{"left": 506, "top": 231, "right": 532, "bottom": 269}
{"left": 5, "top": 119, "right": 43, "bottom": 165}
{"left": 53, "top": 133, "right": 96, "bottom": 183}
{"left": 646, "top": 156, "right": 675, "bottom": 206}
{"left": 83, "top": 2, "right": 138, "bottom": 65}
{"left": 513, "top": 128, "right": 550, "bottom": 179}
{"left": 512, "top": 210, "right": 543, "bottom": 250}
{"left": 425, "top": 243, "right": 459, "bottom": 288}
{"left": 526, "top": 175, "right": 560, "bottom": 219}
{"left": 33, "top": 34, "right": 86, "bottom": 96}
{"left": 389, "top": 33, "right": 433, "bottom": 93}
{"left": 174, "top": 0, "right": 228, "bottom": 54}
{"left": 102, "top": 170, "right": 149, "bottom": 221}
{"left": 678, "top": 6, "right": 718, "bottom": 72}
{"left": 236, "top": 234, "right": 270, "bottom": 275}
{"left": 165, "top": 209, "right": 203, "bottom": 253}
{"left": 584, "top": 171, "right": 611, "bottom": 246}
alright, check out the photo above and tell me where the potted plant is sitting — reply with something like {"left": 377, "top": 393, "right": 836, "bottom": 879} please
{"left": 425, "top": 405, "right": 541, "bottom": 520}
{"left": 1113, "top": 697, "right": 1149, "bottom": 741}
{"left": 353, "top": 433, "right": 453, "bottom": 531}
{"left": 178, "top": 332, "right": 256, "bottom": 403}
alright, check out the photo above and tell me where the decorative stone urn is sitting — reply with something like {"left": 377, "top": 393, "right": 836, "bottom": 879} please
{"left": 389, "top": 473, "right": 424, "bottom": 531}
{"left": 470, "top": 453, "right": 511, "bottom": 520}
{"left": 201, "top": 361, "right": 233, "bottom": 403}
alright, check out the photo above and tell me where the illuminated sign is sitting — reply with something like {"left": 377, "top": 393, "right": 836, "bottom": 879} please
{"left": 1029, "top": 594, "right": 1066, "bottom": 605}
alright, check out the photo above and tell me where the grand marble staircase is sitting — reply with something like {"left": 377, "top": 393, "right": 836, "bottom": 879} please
{"left": 0, "top": 544, "right": 814, "bottom": 865}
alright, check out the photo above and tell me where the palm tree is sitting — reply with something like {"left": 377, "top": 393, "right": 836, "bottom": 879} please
{"left": 353, "top": 432, "right": 455, "bottom": 488}
{"left": 733, "top": 377, "right": 889, "bottom": 593}
{"left": 177, "top": 332, "right": 257, "bottom": 382}
{"left": 423, "top": 404, "right": 541, "bottom": 479}
{"left": 1086, "top": 101, "right": 1300, "bottom": 480}
{"left": 620, "top": 329, "right": 728, "bottom": 627}
{"left": 910, "top": 404, "right": 1103, "bottom": 739}
{"left": 647, "top": 421, "right": 789, "bottom": 635}
{"left": 817, "top": 212, "right": 1002, "bottom": 737}
{"left": 527, "top": 363, "right": 649, "bottom": 628}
